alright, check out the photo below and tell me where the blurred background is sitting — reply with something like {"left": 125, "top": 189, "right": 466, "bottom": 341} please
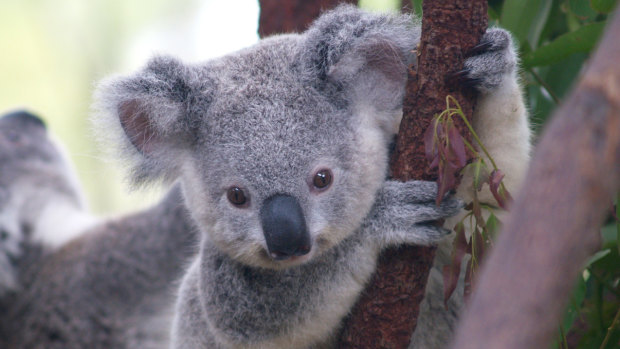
{"left": 0, "top": 0, "right": 398, "bottom": 214}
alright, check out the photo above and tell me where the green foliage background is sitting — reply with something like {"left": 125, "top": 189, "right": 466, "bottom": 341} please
{"left": 488, "top": 1, "right": 620, "bottom": 347}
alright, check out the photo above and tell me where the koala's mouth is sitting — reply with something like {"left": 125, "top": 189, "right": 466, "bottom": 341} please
{"left": 274, "top": 251, "right": 312, "bottom": 263}
{"left": 260, "top": 244, "right": 316, "bottom": 267}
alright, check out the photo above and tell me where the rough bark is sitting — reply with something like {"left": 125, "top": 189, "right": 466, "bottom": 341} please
{"left": 450, "top": 8, "right": 620, "bottom": 349}
{"left": 258, "top": 0, "right": 356, "bottom": 37}
{"left": 338, "top": 1, "right": 487, "bottom": 348}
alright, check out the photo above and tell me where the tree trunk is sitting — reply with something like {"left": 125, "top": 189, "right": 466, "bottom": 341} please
{"left": 338, "top": 1, "right": 487, "bottom": 347}
{"left": 258, "top": 0, "right": 356, "bottom": 37}
{"left": 451, "top": 8, "right": 620, "bottom": 349}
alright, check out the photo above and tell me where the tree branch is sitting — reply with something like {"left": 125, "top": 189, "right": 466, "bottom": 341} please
{"left": 339, "top": 1, "right": 487, "bottom": 347}
{"left": 451, "top": 8, "right": 620, "bottom": 349}
{"left": 258, "top": 0, "right": 356, "bottom": 37}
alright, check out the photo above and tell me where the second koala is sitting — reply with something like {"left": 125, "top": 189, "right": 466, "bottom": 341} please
{"left": 96, "top": 5, "right": 530, "bottom": 349}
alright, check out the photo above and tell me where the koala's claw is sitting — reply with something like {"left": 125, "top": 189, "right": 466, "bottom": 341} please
{"left": 467, "top": 40, "right": 494, "bottom": 56}
{"left": 447, "top": 69, "right": 483, "bottom": 90}
{"left": 468, "top": 29, "right": 510, "bottom": 56}
{"left": 458, "top": 28, "right": 516, "bottom": 93}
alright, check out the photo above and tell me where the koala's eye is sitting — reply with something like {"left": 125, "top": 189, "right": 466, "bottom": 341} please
{"left": 227, "top": 187, "right": 248, "bottom": 206}
{"left": 312, "top": 169, "right": 333, "bottom": 190}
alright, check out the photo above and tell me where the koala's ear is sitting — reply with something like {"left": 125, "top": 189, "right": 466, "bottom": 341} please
{"left": 94, "top": 56, "right": 210, "bottom": 185}
{"left": 299, "top": 5, "right": 419, "bottom": 128}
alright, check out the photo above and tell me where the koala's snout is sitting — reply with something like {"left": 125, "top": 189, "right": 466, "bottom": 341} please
{"left": 259, "top": 194, "right": 311, "bottom": 261}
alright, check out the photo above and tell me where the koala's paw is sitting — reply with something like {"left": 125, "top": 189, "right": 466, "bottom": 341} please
{"left": 366, "top": 180, "right": 463, "bottom": 246}
{"left": 453, "top": 28, "right": 517, "bottom": 94}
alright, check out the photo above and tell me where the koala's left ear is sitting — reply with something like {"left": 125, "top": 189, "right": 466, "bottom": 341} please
{"left": 94, "top": 56, "right": 212, "bottom": 185}
{"left": 299, "top": 5, "right": 419, "bottom": 125}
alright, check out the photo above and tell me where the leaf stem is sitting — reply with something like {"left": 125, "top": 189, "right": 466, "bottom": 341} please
{"left": 559, "top": 324, "right": 568, "bottom": 349}
{"left": 616, "top": 192, "right": 620, "bottom": 253}
{"left": 528, "top": 68, "right": 561, "bottom": 104}
{"left": 447, "top": 96, "right": 500, "bottom": 170}
{"left": 599, "top": 305, "right": 620, "bottom": 349}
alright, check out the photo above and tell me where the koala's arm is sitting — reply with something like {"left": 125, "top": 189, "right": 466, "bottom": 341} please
{"left": 459, "top": 28, "right": 532, "bottom": 205}
{"left": 361, "top": 180, "right": 461, "bottom": 249}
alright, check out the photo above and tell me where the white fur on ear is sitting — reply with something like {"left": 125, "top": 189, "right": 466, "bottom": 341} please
{"left": 328, "top": 37, "right": 409, "bottom": 113}
{"left": 92, "top": 56, "right": 204, "bottom": 186}
{"left": 118, "top": 99, "right": 165, "bottom": 155}
{"left": 297, "top": 4, "right": 419, "bottom": 135}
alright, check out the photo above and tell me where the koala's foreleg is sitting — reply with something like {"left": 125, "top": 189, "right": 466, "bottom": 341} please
{"left": 361, "top": 180, "right": 461, "bottom": 249}
{"left": 459, "top": 28, "right": 532, "bottom": 205}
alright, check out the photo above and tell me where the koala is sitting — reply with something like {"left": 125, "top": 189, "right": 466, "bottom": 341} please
{"left": 0, "top": 110, "right": 94, "bottom": 299}
{"left": 94, "top": 5, "right": 530, "bottom": 349}
{"left": 0, "top": 111, "right": 199, "bottom": 348}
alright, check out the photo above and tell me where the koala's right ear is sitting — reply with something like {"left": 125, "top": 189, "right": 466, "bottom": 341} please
{"left": 94, "top": 56, "right": 210, "bottom": 185}
{"left": 298, "top": 5, "right": 420, "bottom": 134}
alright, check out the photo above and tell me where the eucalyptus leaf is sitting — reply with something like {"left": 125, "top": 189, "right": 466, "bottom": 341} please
{"left": 485, "top": 212, "right": 500, "bottom": 240}
{"left": 591, "top": 0, "right": 618, "bottom": 14}
{"left": 522, "top": 22, "right": 605, "bottom": 68}
{"left": 568, "top": 0, "right": 599, "bottom": 22}
{"left": 500, "top": 0, "right": 552, "bottom": 48}
{"left": 412, "top": 0, "right": 422, "bottom": 16}
{"left": 616, "top": 193, "right": 620, "bottom": 253}
{"left": 584, "top": 249, "right": 611, "bottom": 268}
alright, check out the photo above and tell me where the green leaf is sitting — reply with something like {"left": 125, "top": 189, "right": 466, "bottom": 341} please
{"left": 539, "top": 0, "right": 571, "bottom": 43}
{"left": 522, "top": 22, "right": 606, "bottom": 68}
{"left": 616, "top": 192, "right": 619, "bottom": 254}
{"left": 591, "top": 0, "right": 618, "bottom": 14}
{"left": 488, "top": 6, "right": 500, "bottom": 21}
{"left": 600, "top": 223, "right": 617, "bottom": 243}
{"left": 584, "top": 249, "right": 611, "bottom": 268}
{"left": 564, "top": 275, "right": 587, "bottom": 330}
{"left": 412, "top": 0, "right": 422, "bottom": 16}
{"left": 472, "top": 158, "right": 483, "bottom": 191}
{"left": 526, "top": 52, "right": 588, "bottom": 129}
{"left": 568, "top": 0, "right": 599, "bottom": 22}
{"left": 553, "top": 274, "right": 587, "bottom": 348}
{"left": 485, "top": 212, "right": 501, "bottom": 240}
{"left": 500, "top": 0, "right": 553, "bottom": 48}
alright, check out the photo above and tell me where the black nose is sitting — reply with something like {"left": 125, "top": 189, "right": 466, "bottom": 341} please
{"left": 2, "top": 110, "right": 46, "bottom": 129}
{"left": 260, "top": 194, "right": 311, "bottom": 260}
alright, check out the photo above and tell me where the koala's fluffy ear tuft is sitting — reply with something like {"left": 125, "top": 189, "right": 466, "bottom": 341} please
{"left": 118, "top": 99, "right": 158, "bottom": 155}
{"left": 93, "top": 56, "right": 208, "bottom": 185}
{"left": 299, "top": 5, "right": 419, "bottom": 126}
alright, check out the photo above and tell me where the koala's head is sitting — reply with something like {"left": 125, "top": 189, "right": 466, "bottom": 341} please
{"left": 0, "top": 110, "right": 86, "bottom": 294}
{"left": 95, "top": 5, "right": 419, "bottom": 269}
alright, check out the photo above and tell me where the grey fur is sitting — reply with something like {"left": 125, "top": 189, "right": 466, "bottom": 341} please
{"left": 0, "top": 111, "right": 199, "bottom": 348}
{"left": 94, "top": 5, "right": 529, "bottom": 348}
{"left": 0, "top": 110, "right": 85, "bottom": 298}
{"left": 2, "top": 185, "right": 198, "bottom": 349}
